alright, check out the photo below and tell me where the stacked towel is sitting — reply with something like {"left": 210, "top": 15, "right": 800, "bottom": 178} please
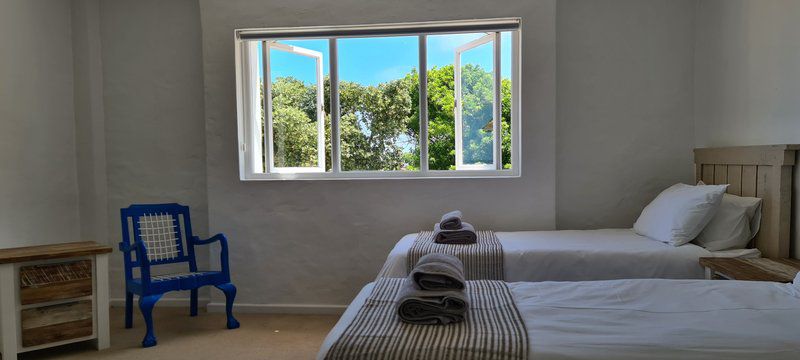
{"left": 396, "top": 281, "right": 467, "bottom": 325}
{"left": 410, "top": 253, "right": 466, "bottom": 290}
{"left": 433, "top": 222, "right": 477, "bottom": 244}
{"left": 397, "top": 253, "right": 468, "bottom": 325}
{"left": 439, "top": 210, "right": 463, "bottom": 230}
{"left": 433, "top": 210, "right": 477, "bottom": 244}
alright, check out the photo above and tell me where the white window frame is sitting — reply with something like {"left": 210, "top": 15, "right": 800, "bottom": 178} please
{"left": 234, "top": 18, "right": 522, "bottom": 180}
{"left": 263, "top": 41, "right": 326, "bottom": 173}
{"left": 454, "top": 33, "right": 498, "bottom": 171}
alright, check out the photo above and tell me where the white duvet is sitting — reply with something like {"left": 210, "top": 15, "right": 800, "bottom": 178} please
{"left": 319, "top": 278, "right": 800, "bottom": 359}
{"left": 380, "top": 229, "right": 760, "bottom": 281}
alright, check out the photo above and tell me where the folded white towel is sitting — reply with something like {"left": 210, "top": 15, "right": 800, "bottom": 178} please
{"left": 440, "top": 210, "right": 463, "bottom": 230}
{"left": 410, "top": 253, "right": 466, "bottom": 291}
{"left": 433, "top": 222, "right": 477, "bottom": 244}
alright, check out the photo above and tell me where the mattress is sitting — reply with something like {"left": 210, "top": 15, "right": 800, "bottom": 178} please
{"left": 319, "top": 278, "right": 800, "bottom": 359}
{"left": 380, "top": 229, "right": 760, "bottom": 281}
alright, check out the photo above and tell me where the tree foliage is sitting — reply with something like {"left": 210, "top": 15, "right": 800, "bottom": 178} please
{"left": 262, "top": 64, "right": 512, "bottom": 171}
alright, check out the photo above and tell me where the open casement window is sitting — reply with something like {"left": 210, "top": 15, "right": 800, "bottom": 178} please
{"left": 454, "top": 33, "right": 501, "bottom": 170}
{"left": 263, "top": 41, "right": 326, "bottom": 173}
{"left": 235, "top": 19, "right": 521, "bottom": 180}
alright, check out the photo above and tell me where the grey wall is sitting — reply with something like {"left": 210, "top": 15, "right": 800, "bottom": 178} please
{"left": 694, "top": 0, "right": 800, "bottom": 148}
{"left": 0, "top": 0, "right": 81, "bottom": 248}
{"left": 556, "top": 0, "right": 697, "bottom": 229}
{"left": 199, "top": 0, "right": 557, "bottom": 309}
{"left": 72, "top": 0, "right": 109, "bottom": 247}
{"left": 694, "top": 0, "right": 800, "bottom": 258}
{"left": 100, "top": 0, "right": 209, "bottom": 299}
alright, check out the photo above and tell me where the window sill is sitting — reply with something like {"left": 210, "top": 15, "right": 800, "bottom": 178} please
{"left": 239, "top": 169, "right": 520, "bottom": 181}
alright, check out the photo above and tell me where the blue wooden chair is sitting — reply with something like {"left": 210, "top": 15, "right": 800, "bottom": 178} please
{"left": 119, "top": 203, "right": 239, "bottom": 347}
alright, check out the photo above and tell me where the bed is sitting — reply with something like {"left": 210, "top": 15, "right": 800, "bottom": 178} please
{"left": 378, "top": 145, "right": 798, "bottom": 281}
{"left": 380, "top": 229, "right": 761, "bottom": 281}
{"left": 319, "top": 277, "right": 800, "bottom": 359}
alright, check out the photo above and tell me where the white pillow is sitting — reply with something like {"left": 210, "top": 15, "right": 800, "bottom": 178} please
{"left": 693, "top": 193, "right": 762, "bottom": 251}
{"left": 633, "top": 183, "right": 728, "bottom": 246}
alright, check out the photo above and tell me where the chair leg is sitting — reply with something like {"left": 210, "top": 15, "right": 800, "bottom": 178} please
{"left": 125, "top": 292, "right": 134, "bottom": 329}
{"left": 190, "top": 289, "right": 198, "bottom": 317}
{"left": 215, "top": 283, "right": 240, "bottom": 329}
{"left": 138, "top": 294, "right": 162, "bottom": 347}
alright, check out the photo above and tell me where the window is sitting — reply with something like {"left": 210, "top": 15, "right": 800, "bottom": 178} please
{"left": 236, "top": 19, "right": 520, "bottom": 180}
{"left": 263, "top": 40, "right": 327, "bottom": 173}
{"left": 338, "top": 36, "right": 419, "bottom": 171}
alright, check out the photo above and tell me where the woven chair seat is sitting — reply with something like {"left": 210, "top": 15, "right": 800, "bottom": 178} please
{"left": 146, "top": 271, "right": 217, "bottom": 282}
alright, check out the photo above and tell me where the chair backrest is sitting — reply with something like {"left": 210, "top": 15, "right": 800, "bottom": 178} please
{"left": 120, "top": 203, "right": 197, "bottom": 269}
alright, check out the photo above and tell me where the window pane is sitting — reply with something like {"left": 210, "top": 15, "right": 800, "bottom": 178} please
{"left": 338, "top": 36, "right": 419, "bottom": 171}
{"left": 255, "top": 41, "right": 266, "bottom": 172}
{"left": 500, "top": 31, "right": 512, "bottom": 169}
{"left": 264, "top": 39, "right": 330, "bottom": 171}
{"left": 425, "top": 33, "right": 486, "bottom": 170}
{"left": 458, "top": 39, "right": 494, "bottom": 167}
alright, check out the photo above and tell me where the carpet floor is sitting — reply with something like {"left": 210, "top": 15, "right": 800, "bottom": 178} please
{"left": 19, "top": 307, "right": 340, "bottom": 360}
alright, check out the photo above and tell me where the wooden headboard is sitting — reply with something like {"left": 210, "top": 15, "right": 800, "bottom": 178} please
{"left": 694, "top": 145, "right": 799, "bottom": 258}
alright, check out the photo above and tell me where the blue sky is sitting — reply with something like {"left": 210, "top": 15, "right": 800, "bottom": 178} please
{"left": 259, "top": 32, "right": 512, "bottom": 86}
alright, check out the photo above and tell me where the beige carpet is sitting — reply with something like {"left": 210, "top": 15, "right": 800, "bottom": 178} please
{"left": 20, "top": 307, "right": 339, "bottom": 360}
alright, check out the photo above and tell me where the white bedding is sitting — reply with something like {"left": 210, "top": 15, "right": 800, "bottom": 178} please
{"left": 380, "top": 229, "right": 760, "bottom": 281}
{"left": 319, "top": 278, "right": 800, "bottom": 359}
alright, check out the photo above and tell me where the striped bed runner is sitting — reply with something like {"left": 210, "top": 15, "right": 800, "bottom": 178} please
{"left": 407, "top": 230, "right": 504, "bottom": 280}
{"left": 325, "top": 278, "right": 528, "bottom": 360}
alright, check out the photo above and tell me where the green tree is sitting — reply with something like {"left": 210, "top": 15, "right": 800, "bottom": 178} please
{"left": 337, "top": 74, "right": 416, "bottom": 171}
{"left": 425, "top": 65, "right": 456, "bottom": 170}
{"left": 269, "top": 77, "right": 320, "bottom": 168}
{"left": 424, "top": 65, "right": 512, "bottom": 170}
{"left": 261, "top": 64, "right": 511, "bottom": 172}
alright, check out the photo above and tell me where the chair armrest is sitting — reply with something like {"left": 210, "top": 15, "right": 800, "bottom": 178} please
{"left": 119, "top": 241, "right": 141, "bottom": 253}
{"left": 119, "top": 241, "right": 152, "bottom": 284}
{"left": 119, "top": 243, "right": 135, "bottom": 254}
{"left": 192, "top": 234, "right": 231, "bottom": 275}
{"left": 192, "top": 234, "right": 227, "bottom": 246}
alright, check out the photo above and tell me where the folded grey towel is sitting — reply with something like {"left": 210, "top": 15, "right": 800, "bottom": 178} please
{"left": 433, "top": 222, "right": 477, "bottom": 244}
{"left": 396, "top": 278, "right": 468, "bottom": 325}
{"left": 439, "top": 210, "right": 463, "bottom": 230}
{"left": 411, "top": 253, "right": 465, "bottom": 291}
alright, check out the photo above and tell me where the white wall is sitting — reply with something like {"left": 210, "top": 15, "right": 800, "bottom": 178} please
{"left": 694, "top": 0, "right": 800, "bottom": 148}
{"left": 99, "top": 0, "right": 210, "bottom": 299}
{"left": 556, "top": 0, "right": 697, "bottom": 229}
{"left": 0, "top": 0, "right": 81, "bottom": 248}
{"left": 72, "top": 0, "right": 109, "bottom": 247}
{"left": 199, "top": 0, "right": 557, "bottom": 309}
{"left": 694, "top": 0, "right": 800, "bottom": 258}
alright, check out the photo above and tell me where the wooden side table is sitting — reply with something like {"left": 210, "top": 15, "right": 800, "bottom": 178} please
{"left": 699, "top": 257, "right": 800, "bottom": 282}
{"left": 0, "top": 242, "right": 112, "bottom": 359}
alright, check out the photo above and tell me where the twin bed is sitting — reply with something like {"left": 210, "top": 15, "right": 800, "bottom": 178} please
{"left": 319, "top": 145, "right": 800, "bottom": 359}
{"left": 321, "top": 277, "right": 800, "bottom": 359}
{"left": 381, "top": 229, "right": 760, "bottom": 281}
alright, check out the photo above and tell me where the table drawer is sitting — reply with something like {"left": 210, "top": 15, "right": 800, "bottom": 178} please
{"left": 21, "top": 300, "right": 93, "bottom": 347}
{"left": 19, "top": 260, "right": 93, "bottom": 305}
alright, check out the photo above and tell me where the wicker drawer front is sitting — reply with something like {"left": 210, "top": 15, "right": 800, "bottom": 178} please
{"left": 19, "top": 260, "right": 93, "bottom": 305}
{"left": 21, "top": 300, "right": 93, "bottom": 347}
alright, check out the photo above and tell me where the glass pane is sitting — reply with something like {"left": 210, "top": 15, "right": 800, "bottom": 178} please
{"left": 256, "top": 41, "right": 266, "bottom": 172}
{"left": 459, "top": 39, "right": 494, "bottom": 167}
{"left": 266, "top": 39, "right": 330, "bottom": 170}
{"left": 425, "top": 33, "right": 486, "bottom": 170}
{"left": 500, "top": 31, "right": 512, "bottom": 169}
{"left": 338, "top": 36, "right": 419, "bottom": 171}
